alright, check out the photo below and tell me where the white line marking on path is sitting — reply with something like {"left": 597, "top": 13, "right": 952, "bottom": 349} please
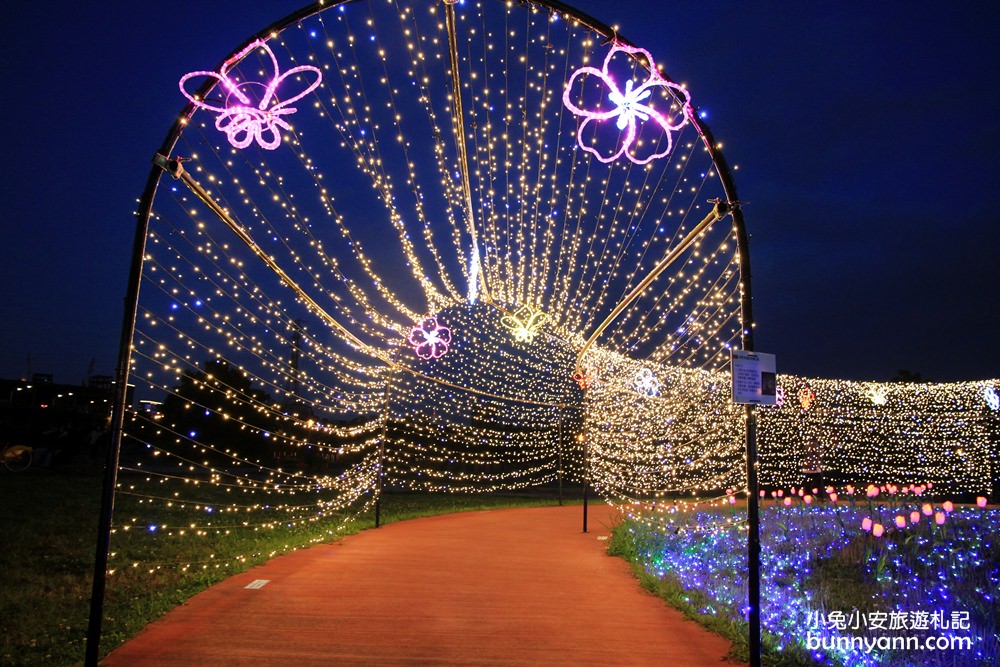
{"left": 244, "top": 579, "right": 270, "bottom": 589}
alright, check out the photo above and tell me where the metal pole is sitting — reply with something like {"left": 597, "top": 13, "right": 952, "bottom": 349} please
{"left": 443, "top": 0, "right": 490, "bottom": 302}
{"left": 745, "top": 404, "right": 762, "bottom": 667}
{"left": 375, "top": 364, "right": 394, "bottom": 528}
{"left": 729, "top": 199, "right": 762, "bottom": 667}
{"left": 575, "top": 202, "right": 728, "bottom": 370}
{"left": 557, "top": 416, "right": 564, "bottom": 506}
{"left": 84, "top": 159, "right": 162, "bottom": 667}
{"left": 580, "top": 432, "right": 588, "bottom": 533}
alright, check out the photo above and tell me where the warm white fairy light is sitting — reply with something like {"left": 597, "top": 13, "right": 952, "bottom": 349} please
{"left": 120, "top": 0, "right": 997, "bottom": 574}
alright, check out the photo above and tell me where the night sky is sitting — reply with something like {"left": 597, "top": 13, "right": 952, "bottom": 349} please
{"left": 3, "top": 1, "right": 998, "bottom": 385}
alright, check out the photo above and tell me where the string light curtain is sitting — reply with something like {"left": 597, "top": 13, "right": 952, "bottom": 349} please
{"left": 122, "top": 0, "right": 997, "bottom": 567}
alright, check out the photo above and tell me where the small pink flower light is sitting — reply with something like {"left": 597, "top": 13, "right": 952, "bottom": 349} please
{"left": 922, "top": 503, "right": 933, "bottom": 516}
{"left": 407, "top": 316, "right": 453, "bottom": 360}
{"left": 942, "top": 500, "right": 954, "bottom": 513}
{"left": 804, "top": 495, "right": 813, "bottom": 504}
{"left": 887, "top": 484, "right": 897, "bottom": 495}
{"left": 866, "top": 484, "right": 879, "bottom": 498}
{"left": 927, "top": 482, "right": 934, "bottom": 489}
{"left": 777, "top": 490, "right": 784, "bottom": 497}
{"left": 760, "top": 490, "right": 767, "bottom": 498}
{"left": 910, "top": 511, "right": 920, "bottom": 524}
{"left": 828, "top": 492, "right": 838, "bottom": 502}
{"left": 934, "top": 512, "right": 946, "bottom": 525}
{"left": 846, "top": 485, "right": 855, "bottom": 495}
{"left": 977, "top": 496, "right": 988, "bottom": 508}
{"left": 825, "top": 486, "right": 835, "bottom": 494}
{"left": 894, "top": 515, "right": 906, "bottom": 528}
{"left": 872, "top": 523, "right": 885, "bottom": 537}
{"left": 861, "top": 517, "right": 873, "bottom": 532}
{"left": 783, "top": 497, "right": 792, "bottom": 506}
{"left": 729, "top": 496, "right": 737, "bottom": 505}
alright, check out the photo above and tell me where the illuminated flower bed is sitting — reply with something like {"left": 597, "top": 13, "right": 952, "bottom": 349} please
{"left": 616, "top": 492, "right": 999, "bottom": 666}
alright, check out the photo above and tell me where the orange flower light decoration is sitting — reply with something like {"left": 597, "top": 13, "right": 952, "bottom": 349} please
{"left": 798, "top": 384, "right": 816, "bottom": 411}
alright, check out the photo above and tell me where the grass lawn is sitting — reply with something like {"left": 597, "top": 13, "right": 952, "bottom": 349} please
{"left": 0, "top": 468, "right": 572, "bottom": 667}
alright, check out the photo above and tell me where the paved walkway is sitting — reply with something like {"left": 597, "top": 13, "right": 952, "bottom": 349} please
{"left": 104, "top": 504, "right": 741, "bottom": 666}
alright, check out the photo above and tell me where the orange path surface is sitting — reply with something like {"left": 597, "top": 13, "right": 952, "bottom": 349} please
{"left": 104, "top": 504, "right": 742, "bottom": 666}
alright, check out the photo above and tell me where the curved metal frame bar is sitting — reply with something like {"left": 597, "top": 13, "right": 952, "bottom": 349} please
{"left": 87, "top": 2, "right": 758, "bottom": 664}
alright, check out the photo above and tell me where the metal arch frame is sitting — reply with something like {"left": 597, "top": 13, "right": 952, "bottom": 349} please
{"left": 87, "top": 2, "right": 759, "bottom": 665}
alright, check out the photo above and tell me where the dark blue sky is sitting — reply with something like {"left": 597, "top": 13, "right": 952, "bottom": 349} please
{"left": 2, "top": 1, "right": 998, "bottom": 384}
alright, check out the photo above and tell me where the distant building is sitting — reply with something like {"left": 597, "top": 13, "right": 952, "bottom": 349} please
{"left": 0, "top": 375, "right": 122, "bottom": 417}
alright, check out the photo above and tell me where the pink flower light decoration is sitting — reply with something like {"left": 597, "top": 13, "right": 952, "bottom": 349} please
{"left": 922, "top": 503, "right": 933, "bottom": 516}
{"left": 934, "top": 512, "right": 946, "bottom": 526}
{"left": 407, "top": 316, "right": 453, "bottom": 360}
{"left": 783, "top": 497, "right": 792, "bottom": 506}
{"left": 180, "top": 40, "right": 322, "bottom": 150}
{"left": 861, "top": 517, "right": 873, "bottom": 532}
{"left": 910, "top": 511, "right": 920, "bottom": 524}
{"left": 977, "top": 496, "right": 988, "bottom": 508}
{"left": 942, "top": 500, "right": 954, "bottom": 513}
{"left": 775, "top": 386, "right": 786, "bottom": 407}
{"left": 894, "top": 515, "right": 906, "bottom": 528}
{"left": 828, "top": 492, "right": 838, "bottom": 502}
{"left": 562, "top": 43, "right": 693, "bottom": 165}
{"left": 872, "top": 523, "right": 885, "bottom": 537}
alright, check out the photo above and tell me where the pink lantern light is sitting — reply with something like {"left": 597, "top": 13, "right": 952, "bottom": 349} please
{"left": 562, "top": 43, "right": 693, "bottom": 165}
{"left": 407, "top": 316, "right": 453, "bottom": 360}
{"left": 180, "top": 40, "right": 322, "bottom": 150}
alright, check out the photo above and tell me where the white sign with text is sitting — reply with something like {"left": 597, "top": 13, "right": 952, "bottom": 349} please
{"left": 731, "top": 350, "right": 777, "bottom": 405}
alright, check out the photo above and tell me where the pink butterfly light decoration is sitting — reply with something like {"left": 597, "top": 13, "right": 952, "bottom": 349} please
{"left": 180, "top": 40, "right": 322, "bottom": 150}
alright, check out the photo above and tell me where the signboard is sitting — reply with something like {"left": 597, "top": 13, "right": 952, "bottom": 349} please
{"left": 731, "top": 350, "right": 777, "bottom": 406}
